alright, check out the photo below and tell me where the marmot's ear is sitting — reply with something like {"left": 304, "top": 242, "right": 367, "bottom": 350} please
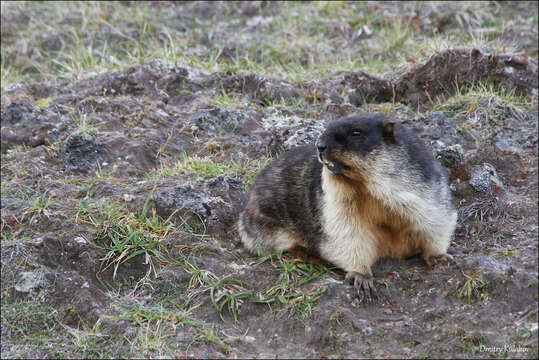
{"left": 382, "top": 120, "right": 394, "bottom": 136}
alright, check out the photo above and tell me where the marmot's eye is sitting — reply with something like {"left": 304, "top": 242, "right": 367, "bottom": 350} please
{"left": 351, "top": 130, "right": 361, "bottom": 136}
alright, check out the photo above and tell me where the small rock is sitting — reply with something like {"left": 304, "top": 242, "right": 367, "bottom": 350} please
{"left": 189, "top": 108, "right": 243, "bottom": 136}
{"left": 283, "top": 124, "right": 325, "bottom": 149}
{"left": 435, "top": 143, "right": 464, "bottom": 169}
{"left": 243, "top": 335, "right": 256, "bottom": 343}
{"left": 15, "top": 271, "right": 45, "bottom": 293}
{"left": 74, "top": 236, "right": 87, "bottom": 245}
{"left": 153, "top": 176, "right": 244, "bottom": 239}
{"left": 410, "top": 112, "right": 462, "bottom": 146}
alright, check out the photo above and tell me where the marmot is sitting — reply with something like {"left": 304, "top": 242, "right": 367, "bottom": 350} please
{"left": 238, "top": 113, "right": 457, "bottom": 301}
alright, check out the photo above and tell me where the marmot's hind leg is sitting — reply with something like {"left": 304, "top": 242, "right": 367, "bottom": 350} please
{"left": 238, "top": 213, "right": 299, "bottom": 255}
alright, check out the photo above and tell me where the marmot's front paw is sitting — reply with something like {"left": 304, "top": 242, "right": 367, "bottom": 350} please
{"left": 424, "top": 253, "right": 455, "bottom": 267}
{"left": 345, "top": 271, "right": 378, "bottom": 303}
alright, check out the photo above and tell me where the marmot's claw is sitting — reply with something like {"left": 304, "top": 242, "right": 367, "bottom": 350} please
{"left": 345, "top": 272, "right": 378, "bottom": 303}
{"left": 425, "top": 253, "right": 455, "bottom": 267}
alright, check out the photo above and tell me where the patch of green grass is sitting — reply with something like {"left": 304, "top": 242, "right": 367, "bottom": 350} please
{"left": 0, "top": 54, "right": 25, "bottom": 90}
{"left": 157, "top": 154, "right": 239, "bottom": 179}
{"left": 255, "top": 252, "right": 331, "bottom": 318}
{"left": 60, "top": 318, "right": 131, "bottom": 359}
{"left": 51, "top": 35, "right": 115, "bottom": 79}
{"left": 174, "top": 250, "right": 330, "bottom": 322}
{"left": 58, "top": 104, "right": 101, "bottom": 136}
{"left": 260, "top": 252, "right": 330, "bottom": 289}
{"left": 449, "top": 327, "right": 489, "bottom": 353}
{"left": 443, "top": 81, "right": 534, "bottom": 112}
{"left": 438, "top": 81, "right": 535, "bottom": 112}
{"left": 519, "top": 327, "right": 532, "bottom": 339}
{"left": 1, "top": 1, "right": 534, "bottom": 99}
{"left": 72, "top": 112, "right": 100, "bottom": 137}
{"left": 1, "top": 300, "right": 129, "bottom": 358}
{"left": 22, "top": 192, "right": 53, "bottom": 224}
{"left": 79, "top": 187, "right": 176, "bottom": 279}
{"left": 1, "top": 2, "right": 171, "bottom": 85}
{"left": 457, "top": 270, "right": 489, "bottom": 304}
{"left": 489, "top": 247, "right": 516, "bottom": 258}
{"left": 208, "top": 277, "right": 255, "bottom": 322}
{"left": 188, "top": 48, "right": 222, "bottom": 72}
{"left": 1, "top": 301, "right": 58, "bottom": 338}
{"left": 180, "top": 258, "right": 253, "bottom": 322}
{"left": 209, "top": 89, "right": 246, "bottom": 108}
{"left": 431, "top": 81, "right": 535, "bottom": 145}
{"left": 147, "top": 153, "right": 271, "bottom": 188}
{"left": 2, "top": 1, "right": 537, "bottom": 91}
{"left": 110, "top": 301, "right": 225, "bottom": 355}
{"left": 221, "top": 50, "right": 266, "bottom": 75}
{"left": 35, "top": 97, "right": 54, "bottom": 108}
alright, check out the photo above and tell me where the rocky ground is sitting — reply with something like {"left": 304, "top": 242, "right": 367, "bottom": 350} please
{"left": 1, "top": 1, "right": 538, "bottom": 358}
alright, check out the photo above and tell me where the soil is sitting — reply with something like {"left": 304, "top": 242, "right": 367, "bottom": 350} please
{"left": 1, "top": 2, "right": 538, "bottom": 359}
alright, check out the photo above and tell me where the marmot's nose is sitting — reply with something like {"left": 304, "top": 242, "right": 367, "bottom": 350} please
{"left": 316, "top": 143, "right": 327, "bottom": 153}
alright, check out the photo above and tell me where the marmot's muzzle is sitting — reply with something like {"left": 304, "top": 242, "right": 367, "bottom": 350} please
{"left": 317, "top": 144, "right": 347, "bottom": 176}
{"left": 316, "top": 141, "right": 329, "bottom": 165}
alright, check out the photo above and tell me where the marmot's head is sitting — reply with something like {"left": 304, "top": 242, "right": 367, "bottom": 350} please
{"left": 316, "top": 113, "right": 396, "bottom": 180}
